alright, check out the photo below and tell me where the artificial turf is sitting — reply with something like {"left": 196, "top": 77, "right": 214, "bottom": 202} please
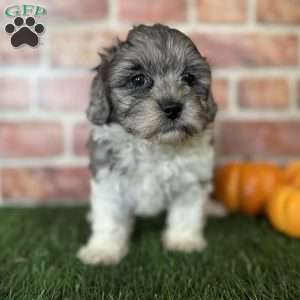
{"left": 0, "top": 208, "right": 299, "bottom": 300}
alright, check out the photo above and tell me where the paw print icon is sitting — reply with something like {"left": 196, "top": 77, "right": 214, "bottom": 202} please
{"left": 5, "top": 16, "right": 44, "bottom": 48}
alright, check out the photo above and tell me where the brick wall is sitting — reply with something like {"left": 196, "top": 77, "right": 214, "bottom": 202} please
{"left": 0, "top": 0, "right": 299, "bottom": 204}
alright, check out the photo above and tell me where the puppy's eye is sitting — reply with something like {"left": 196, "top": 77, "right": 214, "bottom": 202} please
{"left": 182, "top": 73, "right": 196, "bottom": 86}
{"left": 131, "top": 74, "right": 146, "bottom": 87}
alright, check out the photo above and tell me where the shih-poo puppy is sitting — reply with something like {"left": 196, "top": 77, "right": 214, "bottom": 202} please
{"left": 78, "top": 24, "right": 224, "bottom": 265}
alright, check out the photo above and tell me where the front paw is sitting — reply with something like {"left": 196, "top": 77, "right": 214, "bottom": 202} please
{"left": 205, "top": 200, "right": 228, "bottom": 217}
{"left": 162, "top": 230, "right": 207, "bottom": 253}
{"left": 77, "top": 240, "right": 128, "bottom": 265}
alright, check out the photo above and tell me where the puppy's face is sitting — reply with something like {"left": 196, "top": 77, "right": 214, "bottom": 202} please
{"left": 88, "top": 24, "right": 217, "bottom": 143}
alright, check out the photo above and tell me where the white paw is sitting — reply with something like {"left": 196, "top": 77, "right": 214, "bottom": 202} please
{"left": 77, "top": 241, "right": 128, "bottom": 266}
{"left": 162, "top": 231, "right": 207, "bottom": 253}
{"left": 205, "top": 200, "right": 228, "bottom": 218}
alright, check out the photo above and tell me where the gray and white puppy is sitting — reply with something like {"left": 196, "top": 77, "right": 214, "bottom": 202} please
{"left": 78, "top": 24, "right": 221, "bottom": 265}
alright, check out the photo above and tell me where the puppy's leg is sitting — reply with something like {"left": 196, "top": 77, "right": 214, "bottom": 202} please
{"left": 162, "top": 185, "right": 208, "bottom": 253}
{"left": 78, "top": 180, "right": 133, "bottom": 265}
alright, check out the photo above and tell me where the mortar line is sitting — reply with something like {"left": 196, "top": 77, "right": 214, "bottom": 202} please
{"left": 212, "top": 68, "right": 300, "bottom": 78}
{"left": 0, "top": 158, "right": 89, "bottom": 168}
{"left": 218, "top": 111, "right": 300, "bottom": 120}
{"left": 216, "top": 155, "right": 297, "bottom": 165}
{"left": 45, "top": 21, "right": 300, "bottom": 35}
{"left": 1, "top": 67, "right": 299, "bottom": 77}
{"left": 288, "top": 76, "right": 299, "bottom": 113}
{"left": 0, "top": 68, "right": 92, "bottom": 76}
{"left": 247, "top": 0, "right": 257, "bottom": 24}
{"left": 0, "top": 112, "right": 86, "bottom": 121}
{"left": 298, "top": 33, "right": 300, "bottom": 65}
{"left": 108, "top": 0, "right": 120, "bottom": 30}
{"left": 187, "top": 0, "right": 197, "bottom": 25}
{"left": 228, "top": 75, "right": 239, "bottom": 114}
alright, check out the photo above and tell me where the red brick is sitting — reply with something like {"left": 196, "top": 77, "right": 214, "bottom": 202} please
{"left": 73, "top": 122, "right": 89, "bottom": 156}
{"left": 118, "top": 0, "right": 187, "bottom": 22}
{"left": 0, "top": 31, "right": 40, "bottom": 65}
{"left": 0, "top": 122, "right": 63, "bottom": 158}
{"left": 197, "top": 0, "right": 247, "bottom": 23}
{"left": 217, "top": 121, "right": 300, "bottom": 157}
{"left": 191, "top": 33, "right": 298, "bottom": 67}
{"left": 2, "top": 167, "right": 90, "bottom": 203}
{"left": 238, "top": 79, "right": 289, "bottom": 109}
{"left": 0, "top": 78, "right": 30, "bottom": 110}
{"left": 50, "top": 31, "right": 119, "bottom": 68}
{"left": 212, "top": 79, "right": 228, "bottom": 110}
{"left": 49, "top": 0, "right": 107, "bottom": 21}
{"left": 38, "top": 75, "right": 93, "bottom": 112}
{"left": 257, "top": 0, "right": 300, "bottom": 24}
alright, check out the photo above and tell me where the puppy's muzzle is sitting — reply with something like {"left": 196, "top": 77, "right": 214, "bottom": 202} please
{"left": 159, "top": 101, "right": 183, "bottom": 120}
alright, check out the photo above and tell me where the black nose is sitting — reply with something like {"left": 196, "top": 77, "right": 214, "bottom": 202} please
{"left": 160, "top": 102, "right": 183, "bottom": 120}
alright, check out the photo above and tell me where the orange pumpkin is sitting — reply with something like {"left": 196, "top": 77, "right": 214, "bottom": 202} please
{"left": 214, "top": 162, "right": 283, "bottom": 215}
{"left": 284, "top": 161, "right": 300, "bottom": 188}
{"left": 266, "top": 185, "right": 300, "bottom": 238}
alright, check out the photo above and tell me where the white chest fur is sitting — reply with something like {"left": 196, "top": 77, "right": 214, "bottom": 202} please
{"left": 91, "top": 124, "right": 214, "bottom": 216}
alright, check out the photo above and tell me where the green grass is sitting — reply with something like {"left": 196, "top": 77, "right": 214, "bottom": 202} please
{"left": 0, "top": 208, "right": 299, "bottom": 300}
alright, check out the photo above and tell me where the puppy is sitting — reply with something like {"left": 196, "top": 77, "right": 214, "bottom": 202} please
{"left": 78, "top": 24, "right": 221, "bottom": 265}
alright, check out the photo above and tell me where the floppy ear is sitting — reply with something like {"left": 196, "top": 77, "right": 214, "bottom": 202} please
{"left": 86, "top": 40, "right": 123, "bottom": 125}
{"left": 206, "top": 90, "right": 218, "bottom": 122}
{"left": 86, "top": 71, "right": 111, "bottom": 125}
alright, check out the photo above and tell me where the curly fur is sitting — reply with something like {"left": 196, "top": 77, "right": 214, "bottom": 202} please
{"left": 78, "top": 24, "right": 224, "bottom": 265}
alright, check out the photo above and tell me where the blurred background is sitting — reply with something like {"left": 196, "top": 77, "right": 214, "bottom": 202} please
{"left": 0, "top": 0, "right": 299, "bottom": 205}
